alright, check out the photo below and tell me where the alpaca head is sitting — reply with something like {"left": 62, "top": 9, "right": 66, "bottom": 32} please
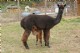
{"left": 57, "top": 3, "right": 66, "bottom": 10}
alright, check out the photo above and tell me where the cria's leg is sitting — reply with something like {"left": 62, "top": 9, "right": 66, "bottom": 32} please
{"left": 38, "top": 30, "right": 42, "bottom": 46}
{"left": 22, "top": 30, "right": 31, "bottom": 49}
{"left": 36, "top": 30, "right": 42, "bottom": 46}
{"left": 36, "top": 34, "right": 38, "bottom": 45}
{"left": 43, "top": 29, "right": 50, "bottom": 48}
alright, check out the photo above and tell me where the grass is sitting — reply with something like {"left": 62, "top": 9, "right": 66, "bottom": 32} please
{"left": 2, "top": 18, "right": 80, "bottom": 53}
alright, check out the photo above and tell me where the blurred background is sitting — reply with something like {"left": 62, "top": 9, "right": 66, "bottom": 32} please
{"left": 1, "top": 0, "right": 80, "bottom": 53}
{"left": 0, "top": 0, "right": 80, "bottom": 23}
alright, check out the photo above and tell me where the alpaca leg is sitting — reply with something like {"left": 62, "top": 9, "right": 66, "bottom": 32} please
{"left": 43, "top": 29, "right": 50, "bottom": 48}
{"left": 22, "top": 30, "right": 31, "bottom": 49}
{"left": 43, "top": 30, "right": 48, "bottom": 46}
{"left": 46, "top": 30, "right": 50, "bottom": 48}
{"left": 43, "top": 30, "right": 46, "bottom": 46}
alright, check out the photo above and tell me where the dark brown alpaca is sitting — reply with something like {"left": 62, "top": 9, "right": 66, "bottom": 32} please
{"left": 20, "top": 3, "right": 66, "bottom": 49}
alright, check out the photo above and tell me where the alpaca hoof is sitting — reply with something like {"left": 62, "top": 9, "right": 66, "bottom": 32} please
{"left": 47, "top": 45, "right": 50, "bottom": 48}
{"left": 45, "top": 44, "right": 47, "bottom": 46}
{"left": 25, "top": 47, "right": 29, "bottom": 49}
{"left": 45, "top": 44, "right": 50, "bottom": 48}
{"left": 36, "top": 43, "right": 38, "bottom": 45}
{"left": 25, "top": 46, "right": 29, "bottom": 49}
{"left": 41, "top": 44, "right": 42, "bottom": 46}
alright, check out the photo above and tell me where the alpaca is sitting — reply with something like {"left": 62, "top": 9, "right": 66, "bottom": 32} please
{"left": 21, "top": 3, "right": 66, "bottom": 49}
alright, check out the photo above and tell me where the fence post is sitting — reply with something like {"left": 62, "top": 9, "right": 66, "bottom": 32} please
{"left": 45, "top": 0, "right": 47, "bottom": 15}
{"left": 17, "top": 0, "right": 20, "bottom": 21}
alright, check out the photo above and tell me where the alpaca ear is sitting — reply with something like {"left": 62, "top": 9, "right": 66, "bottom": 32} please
{"left": 57, "top": 4, "right": 59, "bottom": 7}
{"left": 64, "top": 4, "right": 66, "bottom": 7}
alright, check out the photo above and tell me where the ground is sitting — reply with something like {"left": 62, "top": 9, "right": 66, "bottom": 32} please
{"left": 1, "top": 17, "right": 80, "bottom": 53}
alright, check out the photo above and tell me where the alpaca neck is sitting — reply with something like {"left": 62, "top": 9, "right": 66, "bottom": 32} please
{"left": 54, "top": 9, "right": 64, "bottom": 24}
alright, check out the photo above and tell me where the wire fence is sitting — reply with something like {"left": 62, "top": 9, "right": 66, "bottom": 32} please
{"left": 0, "top": 1, "right": 79, "bottom": 23}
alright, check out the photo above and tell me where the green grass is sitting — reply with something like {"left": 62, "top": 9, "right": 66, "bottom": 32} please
{"left": 2, "top": 18, "right": 80, "bottom": 53}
